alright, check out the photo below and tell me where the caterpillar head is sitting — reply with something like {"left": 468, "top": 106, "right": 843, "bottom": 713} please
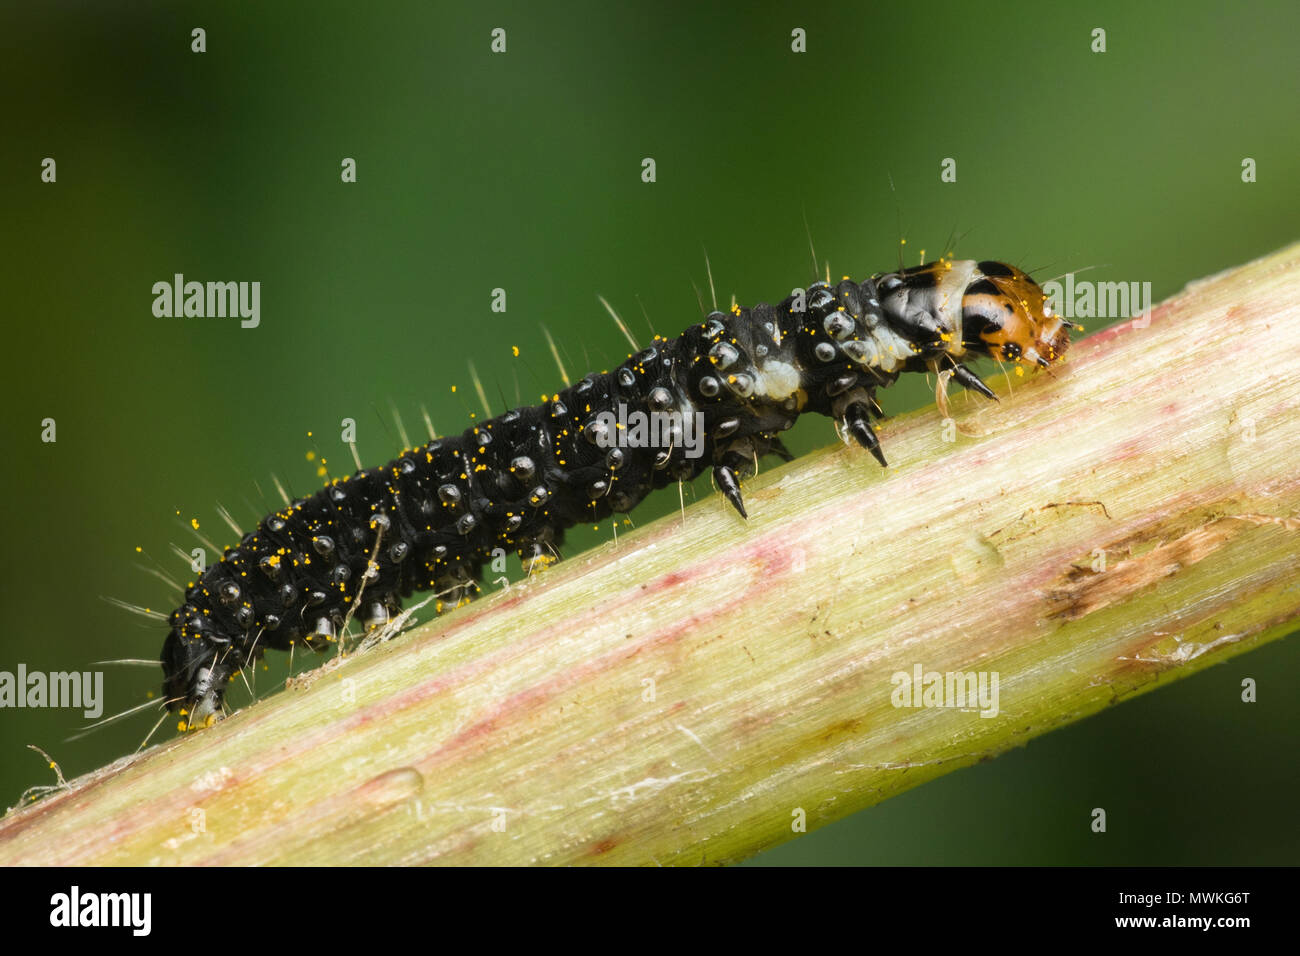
{"left": 161, "top": 615, "right": 232, "bottom": 729}
{"left": 961, "top": 261, "right": 1073, "bottom": 368}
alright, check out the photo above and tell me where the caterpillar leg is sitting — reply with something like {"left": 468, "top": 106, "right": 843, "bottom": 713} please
{"left": 433, "top": 565, "right": 479, "bottom": 611}
{"left": 765, "top": 436, "right": 795, "bottom": 462}
{"left": 713, "top": 461, "right": 748, "bottom": 519}
{"left": 711, "top": 438, "right": 765, "bottom": 519}
{"left": 842, "top": 402, "right": 888, "bottom": 467}
{"left": 363, "top": 595, "right": 402, "bottom": 631}
{"left": 951, "top": 364, "right": 998, "bottom": 401}
{"left": 517, "top": 526, "right": 562, "bottom": 576}
{"left": 711, "top": 430, "right": 798, "bottom": 520}
{"left": 304, "top": 612, "right": 343, "bottom": 650}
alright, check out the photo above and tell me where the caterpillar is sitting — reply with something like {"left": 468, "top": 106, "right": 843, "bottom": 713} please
{"left": 160, "top": 257, "right": 1073, "bottom": 728}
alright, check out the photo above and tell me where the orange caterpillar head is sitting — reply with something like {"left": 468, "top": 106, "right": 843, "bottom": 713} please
{"left": 961, "top": 261, "right": 1074, "bottom": 368}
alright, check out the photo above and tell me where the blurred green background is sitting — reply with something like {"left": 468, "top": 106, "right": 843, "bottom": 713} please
{"left": 2, "top": 0, "right": 1297, "bottom": 864}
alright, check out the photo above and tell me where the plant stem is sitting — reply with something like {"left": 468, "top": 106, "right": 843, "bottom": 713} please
{"left": 3, "top": 243, "right": 1299, "bottom": 865}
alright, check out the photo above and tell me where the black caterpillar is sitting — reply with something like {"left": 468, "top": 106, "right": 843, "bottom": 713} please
{"left": 161, "top": 258, "right": 1073, "bottom": 727}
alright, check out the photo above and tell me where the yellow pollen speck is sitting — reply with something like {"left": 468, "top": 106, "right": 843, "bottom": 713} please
{"left": 512, "top": 346, "right": 520, "bottom": 357}
{"left": 306, "top": 451, "right": 316, "bottom": 461}
{"left": 190, "top": 518, "right": 200, "bottom": 530}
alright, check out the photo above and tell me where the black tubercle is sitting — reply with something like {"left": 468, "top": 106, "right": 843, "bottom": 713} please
{"left": 160, "top": 268, "right": 1005, "bottom": 719}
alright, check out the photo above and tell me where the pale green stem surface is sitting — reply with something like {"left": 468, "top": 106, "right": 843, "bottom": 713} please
{"left": 3, "top": 243, "right": 1299, "bottom": 865}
